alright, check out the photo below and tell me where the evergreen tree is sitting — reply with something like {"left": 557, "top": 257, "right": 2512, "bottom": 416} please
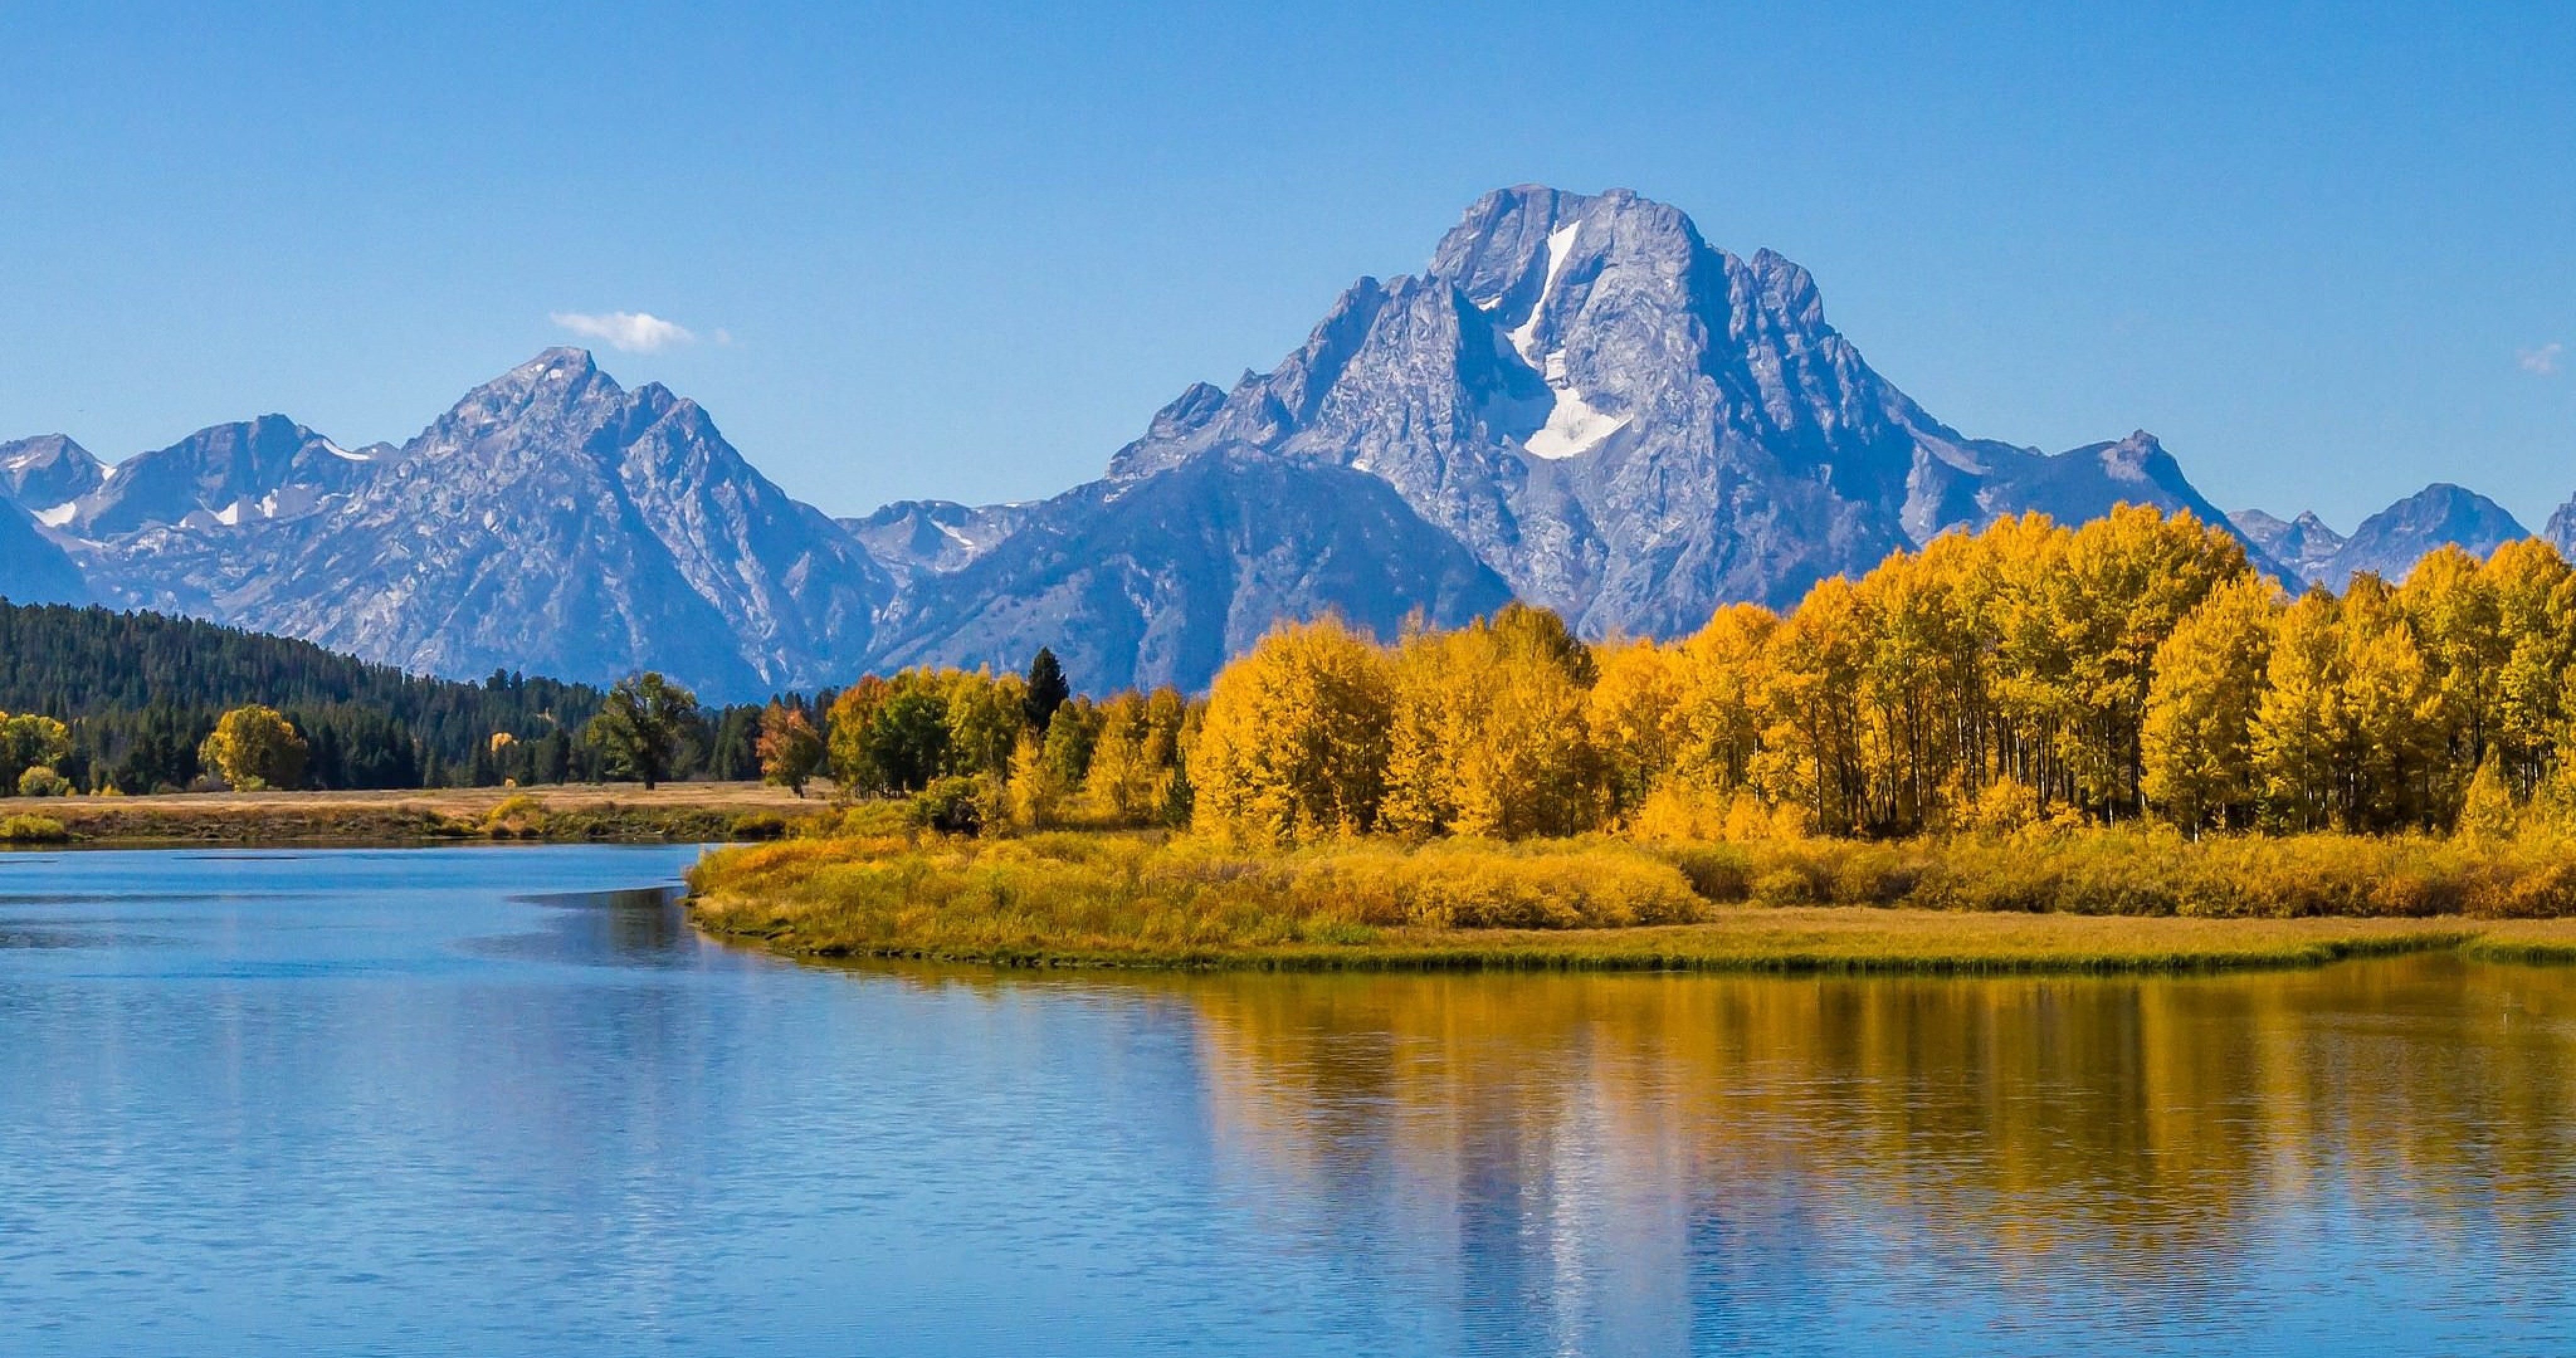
{"left": 1024, "top": 647, "right": 1071, "bottom": 734}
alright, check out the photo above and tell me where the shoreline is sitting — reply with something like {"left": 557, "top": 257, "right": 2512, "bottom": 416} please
{"left": 696, "top": 903, "right": 2576, "bottom": 976}
{"left": 683, "top": 827, "right": 2576, "bottom": 976}
{"left": 0, "top": 782, "right": 815, "bottom": 846}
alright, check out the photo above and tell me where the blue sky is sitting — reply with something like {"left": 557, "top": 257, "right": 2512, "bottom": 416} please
{"left": 3, "top": 2, "right": 2571, "bottom": 530}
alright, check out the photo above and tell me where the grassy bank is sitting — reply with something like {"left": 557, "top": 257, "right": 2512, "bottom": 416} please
{"left": 6, "top": 782, "right": 818, "bottom": 846}
{"left": 685, "top": 826, "right": 2576, "bottom": 973}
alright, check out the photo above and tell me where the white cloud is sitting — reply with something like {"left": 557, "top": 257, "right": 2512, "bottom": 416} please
{"left": 2520, "top": 343, "right": 2563, "bottom": 376}
{"left": 550, "top": 310, "right": 699, "bottom": 353}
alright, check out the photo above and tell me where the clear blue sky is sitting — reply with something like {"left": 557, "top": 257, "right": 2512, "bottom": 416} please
{"left": 3, "top": 2, "right": 2572, "bottom": 531}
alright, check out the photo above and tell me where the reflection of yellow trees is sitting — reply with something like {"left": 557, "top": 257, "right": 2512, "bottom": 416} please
{"left": 1175, "top": 961, "right": 2576, "bottom": 1280}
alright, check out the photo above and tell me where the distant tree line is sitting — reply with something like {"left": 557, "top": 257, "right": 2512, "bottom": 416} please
{"left": 0, "top": 601, "right": 792, "bottom": 795}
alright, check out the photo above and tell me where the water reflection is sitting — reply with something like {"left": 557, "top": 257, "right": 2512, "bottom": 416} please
{"left": 10, "top": 846, "right": 2576, "bottom": 1354}
{"left": 1129, "top": 959, "right": 2576, "bottom": 1351}
{"left": 493, "top": 885, "right": 697, "bottom": 966}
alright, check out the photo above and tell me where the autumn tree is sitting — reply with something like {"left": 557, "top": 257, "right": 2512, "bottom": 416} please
{"left": 2251, "top": 590, "right": 2345, "bottom": 831}
{"left": 1587, "top": 639, "right": 1688, "bottom": 818}
{"left": 197, "top": 705, "right": 309, "bottom": 792}
{"left": 756, "top": 702, "right": 824, "bottom": 797}
{"left": 2046, "top": 505, "right": 2252, "bottom": 820}
{"left": 1759, "top": 577, "right": 1873, "bottom": 834}
{"left": 2482, "top": 539, "right": 2576, "bottom": 794}
{"left": 1189, "top": 616, "right": 1394, "bottom": 843}
{"left": 2334, "top": 575, "right": 2444, "bottom": 831}
{"left": 0, "top": 712, "right": 72, "bottom": 793}
{"left": 2141, "top": 575, "right": 2279, "bottom": 832}
{"left": 1380, "top": 604, "right": 1604, "bottom": 840}
{"left": 1670, "top": 604, "right": 1777, "bottom": 797}
{"left": 1082, "top": 694, "right": 1159, "bottom": 824}
{"left": 824, "top": 675, "right": 892, "bottom": 797}
{"left": 941, "top": 670, "right": 1029, "bottom": 779}
{"left": 1041, "top": 695, "right": 1102, "bottom": 787}
{"left": 2400, "top": 545, "right": 2506, "bottom": 802}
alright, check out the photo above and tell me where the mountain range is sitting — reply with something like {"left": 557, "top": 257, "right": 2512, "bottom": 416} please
{"left": 5, "top": 185, "right": 2567, "bottom": 697}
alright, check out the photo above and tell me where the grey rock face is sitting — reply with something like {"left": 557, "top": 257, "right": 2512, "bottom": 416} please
{"left": 70, "top": 415, "right": 387, "bottom": 539}
{"left": 2307, "top": 483, "right": 2527, "bottom": 588}
{"left": 0, "top": 435, "right": 106, "bottom": 512}
{"left": 867, "top": 451, "right": 1512, "bottom": 692}
{"left": 2541, "top": 495, "right": 2576, "bottom": 562}
{"left": 840, "top": 499, "right": 1033, "bottom": 587}
{"left": 77, "top": 350, "right": 889, "bottom": 699}
{"left": 1911, "top": 430, "right": 2284, "bottom": 576}
{"left": 1094, "top": 185, "right": 2282, "bottom": 635}
{"left": 2231, "top": 508, "right": 2347, "bottom": 582}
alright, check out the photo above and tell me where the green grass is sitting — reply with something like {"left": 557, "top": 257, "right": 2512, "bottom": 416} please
{"left": 686, "top": 825, "right": 2576, "bottom": 973}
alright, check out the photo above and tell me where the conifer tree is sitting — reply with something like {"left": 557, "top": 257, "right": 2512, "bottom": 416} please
{"left": 1023, "top": 647, "right": 1071, "bottom": 735}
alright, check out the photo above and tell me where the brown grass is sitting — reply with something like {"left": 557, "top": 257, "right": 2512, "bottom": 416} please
{"left": 28, "top": 781, "right": 823, "bottom": 844}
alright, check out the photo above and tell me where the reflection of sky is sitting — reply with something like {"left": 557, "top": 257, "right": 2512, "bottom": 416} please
{"left": 4, "top": 851, "right": 2576, "bottom": 1354}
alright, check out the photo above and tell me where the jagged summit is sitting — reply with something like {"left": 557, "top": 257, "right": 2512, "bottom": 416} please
{"left": 0, "top": 434, "right": 106, "bottom": 511}
{"left": 1082, "top": 182, "right": 2282, "bottom": 643}
{"left": 52, "top": 349, "right": 887, "bottom": 698}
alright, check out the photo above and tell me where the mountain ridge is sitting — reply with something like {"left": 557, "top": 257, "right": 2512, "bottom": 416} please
{"left": 8, "top": 184, "right": 2558, "bottom": 693}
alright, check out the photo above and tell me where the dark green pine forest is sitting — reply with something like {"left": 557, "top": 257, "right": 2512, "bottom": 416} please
{"left": 0, "top": 600, "right": 780, "bottom": 793}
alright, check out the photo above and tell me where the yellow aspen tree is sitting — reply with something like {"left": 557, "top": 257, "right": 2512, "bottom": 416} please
{"left": 1081, "top": 692, "right": 1169, "bottom": 825}
{"left": 2398, "top": 544, "right": 2506, "bottom": 798}
{"left": 2050, "top": 505, "right": 2252, "bottom": 821}
{"left": 2483, "top": 538, "right": 2576, "bottom": 793}
{"left": 1381, "top": 604, "right": 1603, "bottom": 839}
{"left": 2253, "top": 589, "right": 2346, "bottom": 831}
{"left": 1585, "top": 639, "right": 1688, "bottom": 819}
{"left": 2336, "top": 575, "right": 2445, "bottom": 831}
{"left": 1672, "top": 603, "right": 1777, "bottom": 796}
{"left": 1760, "top": 577, "right": 1872, "bottom": 834}
{"left": 2141, "top": 575, "right": 2279, "bottom": 833}
{"left": 1187, "top": 616, "right": 1394, "bottom": 843}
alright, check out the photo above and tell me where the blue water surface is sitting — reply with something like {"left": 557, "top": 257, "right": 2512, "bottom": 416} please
{"left": 2, "top": 845, "right": 2572, "bottom": 1356}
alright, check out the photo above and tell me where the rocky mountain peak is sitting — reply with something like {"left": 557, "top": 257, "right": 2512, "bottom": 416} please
{"left": 1075, "top": 184, "right": 2296, "bottom": 642}
{"left": 66, "top": 414, "right": 377, "bottom": 538}
{"left": 413, "top": 348, "right": 626, "bottom": 469}
{"left": 0, "top": 434, "right": 106, "bottom": 510}
{"left": 2243, "top": 483, "right": 2528, "bottom": 588}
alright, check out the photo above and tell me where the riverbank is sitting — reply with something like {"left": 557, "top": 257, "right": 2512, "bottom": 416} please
{"left": 686, "top": 827, "right": 2576, "bottom": 974}
{"left": 1, "top": 782, "right": 821, "bottom": 846}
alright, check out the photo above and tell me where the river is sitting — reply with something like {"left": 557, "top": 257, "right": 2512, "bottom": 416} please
{"left": 3, "top": 845, "right": 2572, "bottom": 1355}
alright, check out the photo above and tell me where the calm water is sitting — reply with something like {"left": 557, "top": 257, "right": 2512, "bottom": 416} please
{"left": 4, "top": 847, "right": 2575, "bottom": 1355}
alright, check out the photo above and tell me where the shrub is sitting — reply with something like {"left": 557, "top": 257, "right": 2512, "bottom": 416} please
{"left": 0, "top": 814, "right": 69, "bottom": 843}
{"left": 482, "top": 793, "right": 549, "bottom": 837}
{"left": 910, "top": 776, "right": 991, "bottom": 836}
{"left": 1661, "top": 845, "right": 1753, "bottom": 902}
{"left": 16, "top": 766, "right": 69, "bottom": 798}
{"left": 730, "top": 812, "right": 789, "bottom": 841}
